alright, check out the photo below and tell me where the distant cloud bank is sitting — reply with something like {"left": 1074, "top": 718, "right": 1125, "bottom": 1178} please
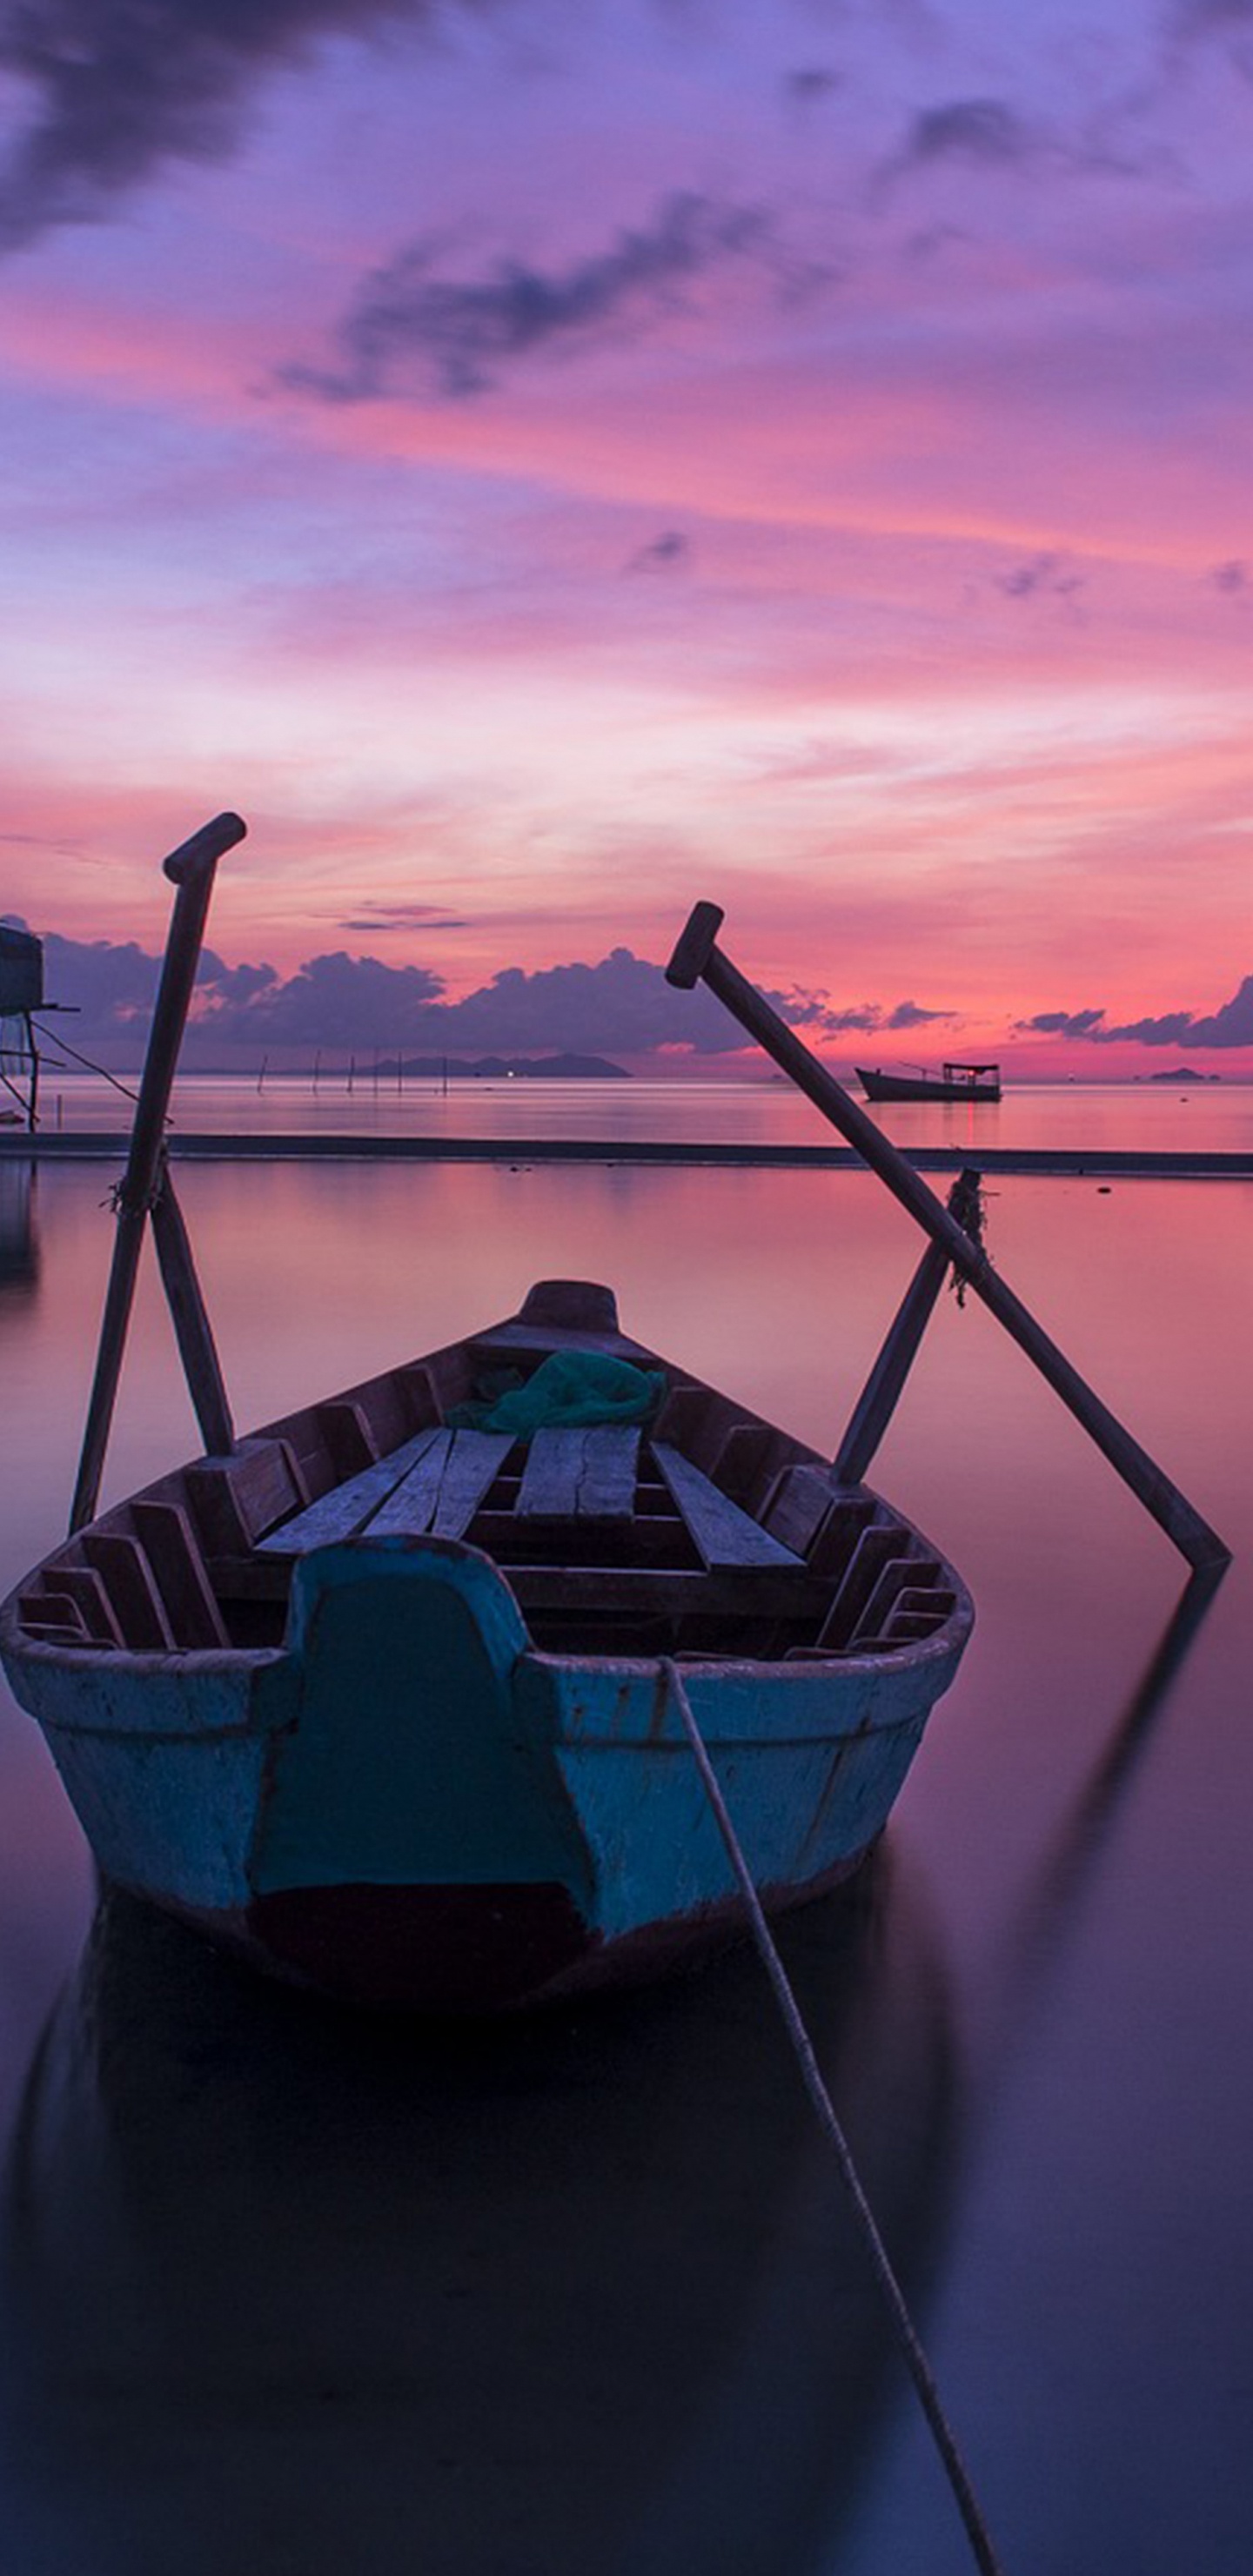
{"left": 5, "top": 922, "right": 960, "bottom": 1066}
{"left": 1020, "top": 976, "right": 1253, "bottom": 1049}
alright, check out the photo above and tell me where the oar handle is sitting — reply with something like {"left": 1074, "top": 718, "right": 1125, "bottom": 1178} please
{"left": 164, "top": 810, "right": 247, "bottom": 888}
{"left": 118, "top": 812, "right": 247, "bottom": 1215}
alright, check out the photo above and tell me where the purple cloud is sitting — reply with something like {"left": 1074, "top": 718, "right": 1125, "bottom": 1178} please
{"left": 887, "top": 999, "right": 955, "bottom": 1029}
{"left": 1021, "top": 978, "right": 1253, "bottom": 1049}
{"left": 284, "top": 195, "right": 774, "bottom": 400}
{"left": 902, "top": 98, "right": 1035, "bottom": 172}
{"left": 0, "top": 1, "right": 458, "bottom": 251}
{"left": 1019, "top": 1007, "right": 1107, "bottom": 1037}
{"left": 626, "top": 530, "right": 690, "bottom": 574}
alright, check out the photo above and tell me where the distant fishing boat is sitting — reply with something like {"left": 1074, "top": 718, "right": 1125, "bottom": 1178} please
{"left": 857, "top": 1062, "right": 1001, "bottom": 1104}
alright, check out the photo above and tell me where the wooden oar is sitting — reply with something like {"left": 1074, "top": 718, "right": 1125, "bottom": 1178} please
{"left": 667, "top": 902, "right": 1230, "bottom": 1573}
{"left": 834, "top": 1164, "right": 983, "bottom": 1485}
{"left": 70, "top": 814, "right": 246, "bottom": 1533}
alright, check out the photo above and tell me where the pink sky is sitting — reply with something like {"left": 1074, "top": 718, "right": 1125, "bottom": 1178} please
{"left": 3, "top": 0, "right": 1252, "bottom": 1074}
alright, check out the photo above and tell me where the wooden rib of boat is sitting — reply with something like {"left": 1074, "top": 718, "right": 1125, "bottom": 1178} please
{"left": 857, "top": 1062, "right": 1001, "bottom": 1104}
{"left": 0, "top": 1276, "right": 972, "bottom": 2013}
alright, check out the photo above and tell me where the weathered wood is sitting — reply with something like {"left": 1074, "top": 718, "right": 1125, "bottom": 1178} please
{"left": 817, "top": 1525, "right": 904, "bottom": 1648}
{"left": 666, "top": 900, "right": 725, "bottom": 989}
{"left": 70, "top": 814, "right": 246, "bottom": 1533}
{"left": 708, "top": 1423, "right": 798, "bottom": 1509}
{"left": 881, "top": 1611, "right": 950, "bottom": 1642}
{"left": 807, "top": 1494, "right": 882, "bottom": 1578}
{"left": 834, "top": 1167, "right": 983, "bottom": 1486}
{"left": 893, "top": 1584, "right": 957, "bottom": 1621}
{"left": 517, "top": 1278, "right": 620, "bottom": 1332}
{"left": 186, "top": 1437, "right": 306, "bottom": 1556}
{"left": 149, "top": 1172, "right": 235, "bottom": 1459}
{"left": 365, "top": 1431, "right": 514, "bottom": 1541}
{"left": 510, "top": 1566, "right": 832, "bottom": 1619}
{"left": 430, "top": 1432, "right": 516, "bottom": 1538}
{"left": 470, "top": 1507, "right": 692, "bottom": 1566}
{"left": 352, "top": 1372, "right": 423, "bottom": 1456}
{"left": 317, "top": 1401, "right": 379, "bottom": 1479}
{"left": 257, "top": 1427, "right": 446, "bottom": 1556}
{"left": 224, "top": 1539, "right": 832, "bottom": 1625}
{"left": 130, "top": 1499, "right": 230, "bottom": 1648}
{"left": 855, "top": 1555, "right": 941, "bottom": 1643}
{"left": 652, "top": 1384, "right": 728, "bottom": 1470}
{"left": 81, "top": 1532, "right": 176, "bottom": 1652}
{"left": 761, "top": 1465, "right": 841, "bottom": 1555}
{"left": 361, "top": 1430, "right": 453, "bottom": 1537}
{"left": 652, "top": 1443, "right": 805, "bottom": 1569}
{"left": 667, "top": 907, "right": 1231, "bottom": 1573}
{"left": 46, "top": 1562, "right": 125, "bottom": 1645}
{"left": 19, "top": 1592, "right": 88, "bottom": 1639}
{"left": 396, "top": 1363, "right": 441, "bottom": 1428}
{"left": 516, "top": 1426, "right": 640, "bottom": 1522}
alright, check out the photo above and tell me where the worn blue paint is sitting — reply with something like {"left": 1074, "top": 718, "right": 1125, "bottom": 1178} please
{"left": 251, "top": 1539, "right": 594, "bottom": 1904}
{"left": 45, "top": 1725, "right": 271, "bottom": 1911}
{"left": 1, "top": 1532, "right": 968, "bottom": 1991}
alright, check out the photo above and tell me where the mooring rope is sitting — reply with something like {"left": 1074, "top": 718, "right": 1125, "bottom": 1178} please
{"left": 660, "top": 1657, "right": 1006, "bottom": 2576}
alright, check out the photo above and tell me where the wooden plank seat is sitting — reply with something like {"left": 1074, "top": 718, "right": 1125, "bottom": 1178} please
{"left": 650, "top": 1443, "right": 805, "bottom": 1572}
{"left": 258, "top": 1428, "right": 515, "bottom": 1554}
{"left": 257, "top": 1426, "right": 447, "bottom": 1557}
{"left": 515, "top": 1426, "right": 640, "bottom": 1523}
{"left": 257, "top": 1426, "right": 805, "bottom": 1569}
{"left": 366, "top": 1431, "right": 514, "bottom": 1540}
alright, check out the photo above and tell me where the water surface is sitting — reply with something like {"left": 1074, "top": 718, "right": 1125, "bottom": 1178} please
{"left": 0, "top": 1146, "right": 1250, "bottom": 2573}
{"left": 30, "top": 1069, "right": 1253, "bottom": 1159}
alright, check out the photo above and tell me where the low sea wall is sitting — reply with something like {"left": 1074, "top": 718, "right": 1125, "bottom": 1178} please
{"left": 3, "top": 1133, "right": 1252, "bottom": 1178}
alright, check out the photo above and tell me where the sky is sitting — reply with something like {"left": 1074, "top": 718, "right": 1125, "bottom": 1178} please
{"left": 2, "top": 0, "right": 1252, "bottom": 1074}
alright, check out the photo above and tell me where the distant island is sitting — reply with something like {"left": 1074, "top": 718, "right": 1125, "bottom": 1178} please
{"left": 1143, "top": 1068, "right": 1221, "bottom": 1083}
{"left": 375, "top": 1053, "right": 630, "bottom": 1081}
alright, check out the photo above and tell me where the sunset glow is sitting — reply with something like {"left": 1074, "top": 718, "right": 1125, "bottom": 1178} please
{"left": 3, "top": 1, "right": 1252, "bottom": 1072}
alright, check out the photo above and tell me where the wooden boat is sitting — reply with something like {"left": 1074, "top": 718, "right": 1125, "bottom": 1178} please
{"left": 0, "top": 1276, "right": 972, "bottom": 2012}
{"left": 857, "top": 1062, "right": 1001, "bottom": 1104}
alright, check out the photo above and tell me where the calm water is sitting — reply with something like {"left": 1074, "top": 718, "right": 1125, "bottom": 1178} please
{"left": 29, "top": 1068, "right": 1253, "bottom": 1157}
{"left": 1, "top": 1135, "right": 1251, "bottom": 2573}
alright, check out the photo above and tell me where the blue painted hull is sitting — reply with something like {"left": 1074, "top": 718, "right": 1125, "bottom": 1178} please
{"left": 2, "top": 1276, "right": 974, "bottom": 2011}
{"left": 4, "top": 1533, "right": 966, "bottom": 2010}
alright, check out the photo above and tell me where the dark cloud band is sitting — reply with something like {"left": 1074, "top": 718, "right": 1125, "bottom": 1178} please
{"left": 0, "top": 0, "right": 436, "bottom": 248}
{"left": 282, "top": 194, "right": 774, "bottom": 401}
{"left": 37, "top": 928, "right": 941, "bottom": 1060}
{"left": 1022, "top": 976, "right": 1253, "bottom": 1048}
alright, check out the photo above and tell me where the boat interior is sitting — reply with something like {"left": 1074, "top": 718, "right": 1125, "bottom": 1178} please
{"left": 14, "top": 1282, "right": 964, "bottom": 1668}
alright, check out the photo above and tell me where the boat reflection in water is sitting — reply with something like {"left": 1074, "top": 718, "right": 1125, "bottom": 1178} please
{"left": 0, "top": 1159, "right": 38, "bottom": 1303}
{"left": 0, "top": 1845, "right": 957, "bottom": 2576}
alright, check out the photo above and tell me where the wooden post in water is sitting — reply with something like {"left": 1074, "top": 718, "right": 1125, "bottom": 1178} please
{"left": 23, "top": 1010, "right": 38, "bottom": 1135}
{"left": 667, "top": 902, "right": 1230, "bottom": 1573}
{"left": 70, "top": 813, "right": 246, "bottom": 1534}
{"left": 149, "top": 1171, "right": 234, "bottom": 1459}
{"left": 834, "top": 1166, "right": 983, "bottom": 1486}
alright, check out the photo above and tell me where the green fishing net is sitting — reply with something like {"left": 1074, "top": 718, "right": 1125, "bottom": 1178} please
{"left": 449, "top": 1349, "right": 666, "bottom": 1437}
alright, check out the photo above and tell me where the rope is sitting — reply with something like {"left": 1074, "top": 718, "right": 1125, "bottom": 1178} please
{"left": 660, "top": 1657, "right": 1006, "bottom": 2576}
{"left": 28, "top": 1019, "right": 141, "bottom": 1104}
